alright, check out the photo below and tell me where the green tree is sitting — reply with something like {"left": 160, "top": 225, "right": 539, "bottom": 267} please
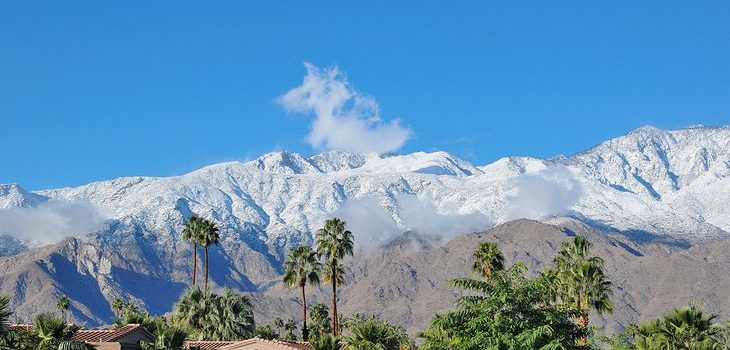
{"left": 274, "top": 317, "right": 284, "bottom": 336}
{"left": 554, "top": 236, "right": 613, "bottom": 346}
{"left": 309, "top": 303, "right": 331, "bottom": 339}
{"left": 110, "top": 298, "right": 125, "bottom": 317}
{"left": 420, "top": 262, "right": 583, "bottom": 350}
{"left": 55, "top": 296, "right": 70, "bottom": 324}
{"left": 171, "top": 287, "right": 255, "bottom": 341}
{"left": 283, "top": 319, "right": 298, "bottom": 341}
{"left": 310, "top": 333, "right": 339, "bottom": 350}
{"left": 283, "top": 245, "right": 321, "bottom": 341}
{"left": 626, "top": 304, "right": 722, "bottom": 349}
{"left": 340, "top": 316, "right": 413, "bottom": 350}
{"left": 0, "top": 296, "right": 14, "bottom": 350}
{"left": 181, "top": 214, "right": 203, "bottom": 287}
{"left": 140, "top": 318, "right": 187, "bottom": 350}
{"left": 254, "top": 325, "right": 279, "bottom": 340}
{"left": 471, "top": 242, "right": 504, "bottom": 280}
{"left": 34, "top": 314, "right": 88, "bottom": 350}
{"left": 198, "top": 218, "right": 221, "bottom": 291}
{"left": 315, "top": 218, "right": 354, "bottom": 336}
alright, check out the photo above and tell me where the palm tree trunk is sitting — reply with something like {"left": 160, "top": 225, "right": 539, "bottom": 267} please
{"left": 577, "top": 313, "right": 589, "bottom": 346}
{"left": 332, "top": 257, "right": 338, "bottom": 336}
{"left": 192, "top": 242, "right": 198, "bottom": 286}
{"left": 301, "top": 284, "right": 308, "bottom": 341}
{"left": 204, "top": 245, "right": 209, "bottom": 291}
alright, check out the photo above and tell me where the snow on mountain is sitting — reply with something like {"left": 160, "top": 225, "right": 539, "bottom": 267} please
{"left": 0, "top": 125, "right": 728, "bottom": 325}
{"left": 1, "top": 125, "right": 726, "bottom": 258}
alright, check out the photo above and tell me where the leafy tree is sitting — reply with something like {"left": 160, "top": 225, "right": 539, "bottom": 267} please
{"left": 171, "top": 287, "right": 255, "bottom": 341}
{"left": 310, "top": 333, "right": 340, "bottom": 350}
{"left": 254, "top": 324, "right": 279, "bottom": 340}
{"left": 283, "top": 319, "right": 298, "bottom": 341}
{"left": 112, "top": 301, "right": 157, "bottom": 334}
{"left": 55, "top": 296, "right": 70, "bottom": 324}
{"left": 309, "top": 302, "right": 332, "bottom": 338}
{"left": 622, "top": 304, "right": 723, "bottom": 349}
{"left": 471, "top": 242, "right": 504, "bottom": 280}
{"left": 340, "top": 316, "right": 413, "bottom": 350}
{"left": 181, "top": 214, "right": 203, "bottom": 287}
{"left": 420, "top": 262, "right": 584, "bottom": 349}
{"left": 33, "top": 314, "right": 88, "bottom": 350}
{"left": 554, "top": 236, "right": 613, "bottom": 346}
{"left": 110, "top": 298, "right": 125, "bottom": 317}
{"left": 140, "top": 318, "right": 187, "bottom": 350}
{"left": 198, "top": 218, "right": 221, "bottom": 291}
{"left": 274, "top": 317, "right": 284, "bottom": 336}
{"left": 283, "top": 245, "right": 321, "bottom": 341}
{"left": 315, "top": 218, "right": 354, "bottom": 336}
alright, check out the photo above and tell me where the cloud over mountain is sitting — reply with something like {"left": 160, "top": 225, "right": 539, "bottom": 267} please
{"left": 279, "top": 63, "right": 411, "bottom": 154}
{"left": 0, "top": 199, "right": 113, "bottom": 245}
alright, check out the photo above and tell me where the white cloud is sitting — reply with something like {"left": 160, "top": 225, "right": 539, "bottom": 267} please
{"left": 334, "top": 193, "right": 492, "bottom": 252}
{"left": 505, "top": 165, "right": 583, "bottom": 220}
{"left": 279, "top": 63, "right": 411, "bottom": 154}
{"left": 0, "top": 200, "right": 113, "bottom": 245}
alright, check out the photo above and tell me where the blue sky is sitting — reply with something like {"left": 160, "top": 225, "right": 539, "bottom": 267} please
{"left": 1, "top": 1, "right": 729, "bottom": 190}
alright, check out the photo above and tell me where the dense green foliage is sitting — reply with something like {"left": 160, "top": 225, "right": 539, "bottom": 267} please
{"left": 55, "top": 296, "right": 70, "bottom": 323}
{"left": 340, "top": 316, "right": 414, "bottom": 350}
{"left": 471, "top": 242, "right": 504, "bottom": 280}
{"left": 170, "top": 286, "right": 255, "bottom": 341}
{"left": 309, "top": 302, "right": 332, "bottom": 338}
{"left": 140, "top": 318, "right": 187, "bottom": 350}
{"left": 182, "top": 214, "right": 203, "bottom": 287}
{"left": 420, "top": 263, "right": 584, "bottom": 349}
{"left": 604, "top": 305, "right": 729, "bottom": 349}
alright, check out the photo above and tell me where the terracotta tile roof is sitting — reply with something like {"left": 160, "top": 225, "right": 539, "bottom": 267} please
{"left": 73, "top": 323, "right": 152, "bottom": 343}
{"left": 218, "top": 337, "right": 312, "bottom": 350}
{"left": 185, "top": 341, "right": 237, "bottom": 350}
{"left": 10, "top": 323, "right": 35, "bottom": 331}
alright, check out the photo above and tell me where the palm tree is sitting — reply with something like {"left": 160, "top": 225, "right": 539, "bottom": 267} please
{"left": 471, "top": 242, "right": 504, "bottom": 280}
{"left": 309, "top": 303, "right": 331, "bottom": 338}
{"left": 554, "top": 236, "right": 613, "bottom": 346}
{"left": 56, "top": 296, "right": 70, "bottom": 324}
{"left": 182, "top": 214, "right": 203, "bottom": 287}
{"left": 0, "top": 296, "right": 12, "bottom": 335}
{"left": 171, "top": 287, "right": 255, "bottom": 341}
{"left": 274, "top": 317, "right": 284, "bottom": 336}
{"left": 309, "top": 333, "right": 339, "bottom": 350}
{"left": 315, "top": 218, "right": 354, "bottom": 336}
{"left": 283, "top": 245, "right": 321, "bottom": 341}
{"left": 629, "top": 304, "right": 722, "bottom": 349}
{"left": 198, "top": 218, "right": 220, "bottom": 291}
{"left": 111, "top": 298, "right": 125, "bottom": 317}
{"left": 140, "top": 318, "right": 187, "bottom": 350}
{"left": 340, "top": 316, "right": 414, "bottom": 350}
{"left": 283, "top": 319, "right": 297, "bottom": 341}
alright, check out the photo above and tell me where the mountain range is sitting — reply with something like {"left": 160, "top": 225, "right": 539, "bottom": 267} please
{"left": 0, "top": 125, "right": 728, "bottom": 332}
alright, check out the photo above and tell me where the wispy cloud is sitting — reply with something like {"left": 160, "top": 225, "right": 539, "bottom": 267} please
{"left": 279, "top": 63, "right": 411, "bottom": 154}
{"left": 334, "top": 193, "right": 492, "bottom": 252}
{"left": 0, "top": 200, "right": 113, "bottom": 245}
{"left": 505, "top": 165, "right": 583, "bottom": 220}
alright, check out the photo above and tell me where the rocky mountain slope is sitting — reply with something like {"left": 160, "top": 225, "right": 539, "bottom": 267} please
{"left": 0, "top": 125, "right": 728, "bottom": 327}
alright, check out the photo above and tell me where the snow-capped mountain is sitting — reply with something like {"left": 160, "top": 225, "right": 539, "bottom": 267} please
{"left": 25, "top": 125, "right": 730, "bottom": 247}
{"left": 0, "top": 125, "right": 728, "bottom": 324}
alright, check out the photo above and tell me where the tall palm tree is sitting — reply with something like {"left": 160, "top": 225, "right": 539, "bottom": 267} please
{"left": 283, "top": 245, "right": 321, "bottom": 341}
{"left": 554, "top": 236, "right": 613, "bottom": 346}
{"left": 197, "top": 218, "right": 220, "bottom": 291}
{"left": 182, "top": 214, "right": 203, "bottom": 287}
{"left": 56, "top": 296, "right": 70, "bottom": 324}
{"left": 315, "top": 218, "right": 353, "bottom": 336}
{"left": 471, "top": 242, "right": 504, "bottom": 280}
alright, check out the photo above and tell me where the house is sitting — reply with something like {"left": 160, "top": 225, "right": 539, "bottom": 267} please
{"left": 73, "top": 323, "right": 155, "bottom": 350}
{"left": 185, "top": 338, "right": 312, "bottom": 350}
